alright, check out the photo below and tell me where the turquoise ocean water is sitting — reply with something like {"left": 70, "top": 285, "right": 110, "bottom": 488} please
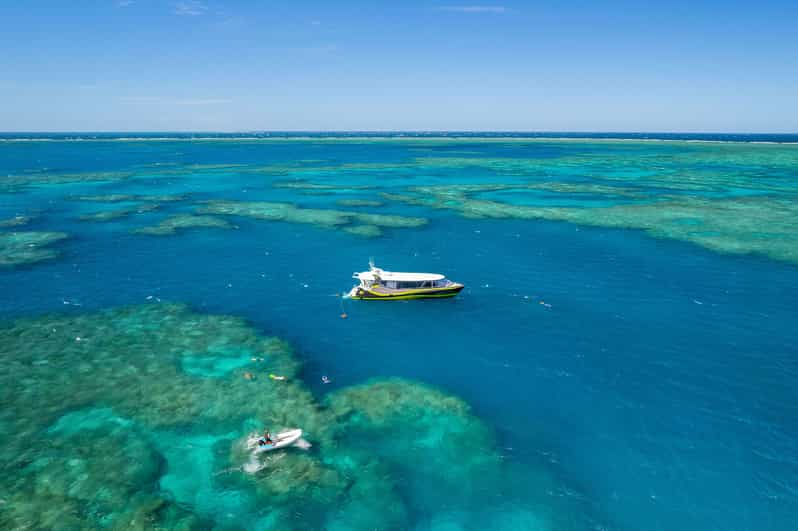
{"left": 1, "top": 134, "right": 797, "bottom": 530}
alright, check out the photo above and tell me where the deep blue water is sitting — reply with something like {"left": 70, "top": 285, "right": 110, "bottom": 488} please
{"left": 1, "top": 136, "right": 797, "bottom": 530}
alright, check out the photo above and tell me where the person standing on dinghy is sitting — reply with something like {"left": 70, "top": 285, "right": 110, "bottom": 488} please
{"left": 258, "top": 430, "right": 274, "bottom": 446}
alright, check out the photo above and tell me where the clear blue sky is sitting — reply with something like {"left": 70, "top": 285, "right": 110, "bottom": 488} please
{"left": 1, "top": 1, "right": 796, "bottom": 132}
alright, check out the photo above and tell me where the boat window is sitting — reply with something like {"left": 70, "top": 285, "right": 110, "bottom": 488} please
{"left": 382, "top": 280, "right": 445, "bottom": 289}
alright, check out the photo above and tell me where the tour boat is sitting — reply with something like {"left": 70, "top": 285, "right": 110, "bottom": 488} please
{"left": 348, "top": 261, "right": 464, "bottom": 300}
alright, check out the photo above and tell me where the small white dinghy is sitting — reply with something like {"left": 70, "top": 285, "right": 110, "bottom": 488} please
{"left": 247, "top": 429, "right": 303, "bottom": 455}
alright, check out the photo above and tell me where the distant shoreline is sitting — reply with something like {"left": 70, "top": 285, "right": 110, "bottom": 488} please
{"left": 1, "top": 132, "right": 797, "bottom": 144}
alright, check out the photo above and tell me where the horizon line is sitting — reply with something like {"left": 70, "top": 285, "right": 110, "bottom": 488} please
{"left": 1, "top": 130, "right": 797, "bottom": 135}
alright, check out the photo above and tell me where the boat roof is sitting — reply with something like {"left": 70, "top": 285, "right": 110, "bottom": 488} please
{"left": 356, "top": 270, "right": 444, "bottom": 281}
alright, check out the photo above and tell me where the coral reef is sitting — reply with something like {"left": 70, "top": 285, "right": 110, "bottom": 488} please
{"left": 198, "top": 200, "right": 351, "bottom": 227}
{"left": 351, "top": 212, "right": 426, "bottom": 228}
{"left": 0, "top": 215, "right": 34, "bottom": 228}
{"left": 274, "top": 181, "right": 374, "bottom": 191}
{"left": 343, "top": 225, "right": 383, "bottom": 238}
{"left": 325, "top": 378, "right": 502, "bottom": 510}
{"left": 73, "top": 194, "right": 139, "bottom": 202}
{"left": 78, "top": 203, "right": 160, "bottom": 222}
{"left": 0, "top": 304, "right": 540, "bottom": 530}
{"left": 133, "top": 214, "right": 235, "bottom": 235}
{"left": 336, "top": 199, "right": 384, "bottom": 207}
{"left": 0, "top": 171, "right": 134, "bottom": 192}
{"left": 1, "top": 419, "right": 205, "bottom": 530}
{"left": 0, "top": 304, "right": 327, "bottom": 527}
{"left": 73, "top": 193, "right": 188, "bottom": 203}
{"left": 384, "top": 185, "right": 798, "bottom": 264}
{"left": 0, "top": 231, "right": 68, "bottom": 267}
{"left": 197, "top": 200, "right": 427, "bottom": 236}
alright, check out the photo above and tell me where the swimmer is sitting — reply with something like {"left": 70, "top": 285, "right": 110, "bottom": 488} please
{"left": 321, "top": 375, "right": 331, "bottom": 384}
{"left": 269, "top": 374, "right": 286, "bottom": 381}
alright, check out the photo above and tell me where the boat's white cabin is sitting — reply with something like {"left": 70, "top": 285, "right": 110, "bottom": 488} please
{"left": 352, "top": 267, "right": 451, "bottom": 289}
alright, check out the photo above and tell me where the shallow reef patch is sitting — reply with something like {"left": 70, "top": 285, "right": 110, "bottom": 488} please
{"left": 133, "top": 214, "right": 235, "bottom": 235}
{"left": 385, "top": 184, "right": 798, "bottom": 265}
{"left": 273, "top": 180, "right": 375, "bottom": 191}
{"left": 72, "top": 193, "right": 139, "bottom": 202}
{"left": 1, "top": 171, "right": 135, "bottom": 192}
{"left": 0, "top": 230, "right": 68, "bottom": 268}
{"left": 73, "top": 193, "right": 188, "bottom": 203}
{"left": 0, "top": 304, "right": 568, "bottom": 530}
{"left": 0, "top": 215, "right": 34, "bottom": 228}
{"left": 324, "top": 378, "right": 504, "bottom": 517}
{"left": 343, "top": 224, "right": 383, "bottom": 238}
{"left": 78, "top": 202, "right": 160, "bottom": 222}
{"left": 197, "top": 200, "right": 428, "bottom": 237}
{"left": 1, "top": 421, "right": 205, "bottom": 530}
{"left": 335, "top": 199, "right": 384, "bottom": 207}
{"left": 0, "top": 304, "right": 317, "bottom": 528}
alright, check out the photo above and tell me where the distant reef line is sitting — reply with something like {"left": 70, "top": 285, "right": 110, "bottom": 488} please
{"left": 1, "top": 133, "right": 797, "bottom": 145}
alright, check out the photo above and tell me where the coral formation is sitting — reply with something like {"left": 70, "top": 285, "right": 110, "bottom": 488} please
{"left": 197, "top": 200, "right": 427, "bottom": 236}
{"left": 343, "top": 225, "right": 383, "bottom": 238}
{"left": 0, "top": 304, "right": 538, "bottom": 530}
{"left": 133, "top": 214, "right": 235, "bottom": 235}
{"left": 73, "top": 194, "right": 139, "bottom": 202}
{"left": 198, "top": 200, "right": 351, "bottom": 227}
{"left": 78, "top": 203, "right": 160, "bottom": 222}
{"left": 0, "top": 304, "right": 318, "bottom": 528}
{"left": 274, "top": 181, "right": 374, "bottom": 191}
{"left": 324, "top": 378, "right": 503, "bottom": 516}
{"left": 0, "top": 215, "right": 34, "bottom": 228}
{"left": 74, "top": 193, "right": 187, "bottom": 203}
{"left": 336, "top": 199, "right": 384, "bottom": 207}
{"left": 0, "top": 171, "right": 134, "bottom": 192}
{"left": 384, "top": 185, "right": 798, "bottom": 264}
{"left": 0, "top": 231, "right": 68, "bottom": 267}
{"left": 1, "top": 418, "right": 205, "bottom": 530}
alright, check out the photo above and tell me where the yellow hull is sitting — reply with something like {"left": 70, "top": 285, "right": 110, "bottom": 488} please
{"left": 350, "top": 285, "right": 464, "bottom": 300}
